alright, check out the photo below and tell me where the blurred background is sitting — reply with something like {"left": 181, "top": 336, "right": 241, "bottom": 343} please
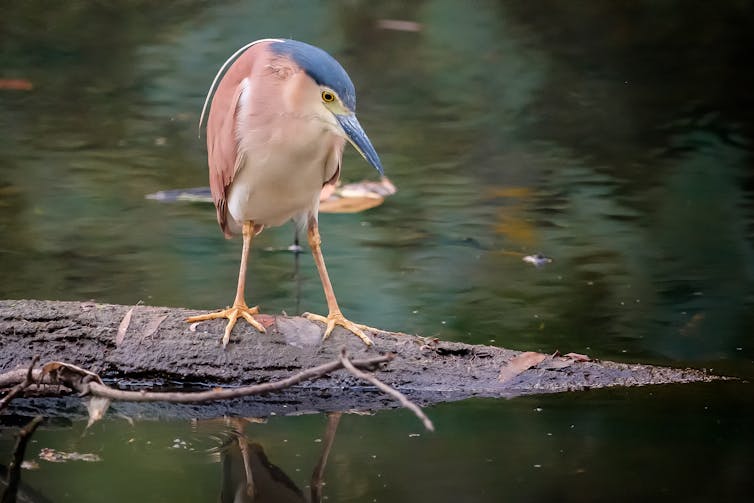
{"left": 1, "top": 1, "right": 753, "bottom": 501}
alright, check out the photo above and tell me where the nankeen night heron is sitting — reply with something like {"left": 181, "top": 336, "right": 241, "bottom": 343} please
{"left": 187, "top": 38, "right": 384, "bottom": 347}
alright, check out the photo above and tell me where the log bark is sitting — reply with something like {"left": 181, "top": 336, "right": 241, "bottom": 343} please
{"left": 0, "top": 299, "right": 718, "bottom": 419}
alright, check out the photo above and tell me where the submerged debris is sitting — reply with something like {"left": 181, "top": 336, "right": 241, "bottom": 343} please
{"left": 39, "top": 448, "right": 101, "bottom": 463}
{"left": 146, "top": 177, "right": 397, "bottom": 214}
{"left": 522, "top": 253, "right": 553, "bottom": 267}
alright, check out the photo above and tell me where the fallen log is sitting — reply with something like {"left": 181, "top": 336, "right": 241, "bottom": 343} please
{"left": 0, "top": 299, "right": 719, "bottom": 420}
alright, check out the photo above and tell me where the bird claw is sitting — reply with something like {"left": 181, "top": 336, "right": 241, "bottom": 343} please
{"left": 303, "top": 311, "right": 374, "bottom": 346}
{"left": 186, "top": 303, "right": 266, "bottom": 347}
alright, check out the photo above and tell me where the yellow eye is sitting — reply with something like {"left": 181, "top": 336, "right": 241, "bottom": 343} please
{"left": 321, "top": 90, "right": 335, "bottom": 103}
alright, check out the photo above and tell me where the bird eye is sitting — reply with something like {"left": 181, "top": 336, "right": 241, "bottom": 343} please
{"left": 321, "top": 90, "right": 335, "bottom": 103}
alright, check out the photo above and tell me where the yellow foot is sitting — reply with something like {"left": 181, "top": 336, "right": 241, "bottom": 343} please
{"left": 303, "top": 311, "right": 375, "bottom": 346}
{"left": 186, "top": 303, "right": 266, "bottom": 347}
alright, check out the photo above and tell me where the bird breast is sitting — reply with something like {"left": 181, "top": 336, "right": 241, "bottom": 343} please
{"left": 226, "top": 112, "right": 344, "bottom": 229}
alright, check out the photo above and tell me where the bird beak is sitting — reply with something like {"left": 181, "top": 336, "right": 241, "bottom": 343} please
{"left": 336, "top": 113, "right": 384, "bottom": 176}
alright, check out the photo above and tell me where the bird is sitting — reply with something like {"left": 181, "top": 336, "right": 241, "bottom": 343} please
{"left": 187, "top": 38, "right": 384, "bottom": 347}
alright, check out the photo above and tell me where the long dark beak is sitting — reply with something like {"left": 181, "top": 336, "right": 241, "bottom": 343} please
{"left": 336, "top": 113, "right": 384, "bottom": 176}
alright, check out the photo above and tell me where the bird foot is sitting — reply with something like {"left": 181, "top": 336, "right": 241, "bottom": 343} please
{"left": 186, "top": 303, "right": 266, "bottom": 347}
{"left": 303, "top": 311, "right": 375, "bottom": 346}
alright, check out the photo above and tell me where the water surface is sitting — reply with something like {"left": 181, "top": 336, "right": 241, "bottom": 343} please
{"left": 1, "top": 1, "right": 753, "bottom": 501}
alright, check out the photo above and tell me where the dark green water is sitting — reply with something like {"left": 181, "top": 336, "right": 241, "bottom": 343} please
{"left": 2, "top": 1, "right": 753, "bottom": 501}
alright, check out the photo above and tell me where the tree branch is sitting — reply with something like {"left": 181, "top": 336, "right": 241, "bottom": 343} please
{"left": 0, "top": 356, "right": 39, "bottom": 412}
{"left": 339, "top": 349, "right": 435, "bottom": 432}
{"left": 80, "top": 353, "right": 394, "bottom": 402}
{"left": 0, "top": 351, "right": 435, "bottom": 431}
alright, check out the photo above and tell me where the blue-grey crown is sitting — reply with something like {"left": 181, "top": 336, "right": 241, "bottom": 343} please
{"left": 271, "top": 39, "right": 356, "bottom": 111}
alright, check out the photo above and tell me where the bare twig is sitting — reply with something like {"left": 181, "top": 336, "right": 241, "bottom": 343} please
{"left": 0, "top": 355, "right": 393, "bottom": 404}
{"left": 339, "top": 349, "right": 434, "bottom": 432}
{"left": 0, "top": 369, "right": 43, "bottom": 389}
{"left": 1, "top": 415, "right": 43, "bottom": 503}
{"left": 0, "top": 351, "right": 434, "bottom": 432}
{"left": 78, "top": 354, "right": 393, "bottom": 403}
{"left": 0, "top": 356, "right": 39, "bottom": 411}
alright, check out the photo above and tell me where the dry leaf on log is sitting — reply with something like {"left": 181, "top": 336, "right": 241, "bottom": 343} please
{"left": 116, "top": 307, "right": 134, "bottom": 346}
{"left": 498, "top": 351, "right": 547, "bottom": 383}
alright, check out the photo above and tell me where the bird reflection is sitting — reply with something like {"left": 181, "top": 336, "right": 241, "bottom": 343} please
{"left": 219, "top": 413, "right": 342, "bottom": 503}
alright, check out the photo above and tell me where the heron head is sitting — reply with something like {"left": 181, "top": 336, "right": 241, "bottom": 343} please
{"left": 271, "top": 39, "right": 384, "bottom": 176}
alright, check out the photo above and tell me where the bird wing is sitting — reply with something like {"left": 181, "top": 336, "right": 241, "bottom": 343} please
{"left": 207, "top": 81, "right": 245, "bottom": 237}
{"left": 199, "top": 39, "right": 283, "bottom": 137}
{"left": 202, "top": 39, "right": 282, "bottom": 237}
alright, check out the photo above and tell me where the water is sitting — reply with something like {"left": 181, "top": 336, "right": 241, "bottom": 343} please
{"left": 2, "top": 1, "right": 753, "bottom": 501}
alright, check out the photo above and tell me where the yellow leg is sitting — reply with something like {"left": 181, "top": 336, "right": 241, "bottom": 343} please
{"left": 187, "top": 221, "right": 266, "bottom": 346}
{"left": 303, "top": 217, "right": 374, "bottom": 346}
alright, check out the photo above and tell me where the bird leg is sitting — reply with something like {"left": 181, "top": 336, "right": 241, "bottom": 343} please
{"left": 186, "top": 220, "right": 266, "bottom": 346}
{"left": 303, "top": 217, "right": 374, "bottom": 346}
